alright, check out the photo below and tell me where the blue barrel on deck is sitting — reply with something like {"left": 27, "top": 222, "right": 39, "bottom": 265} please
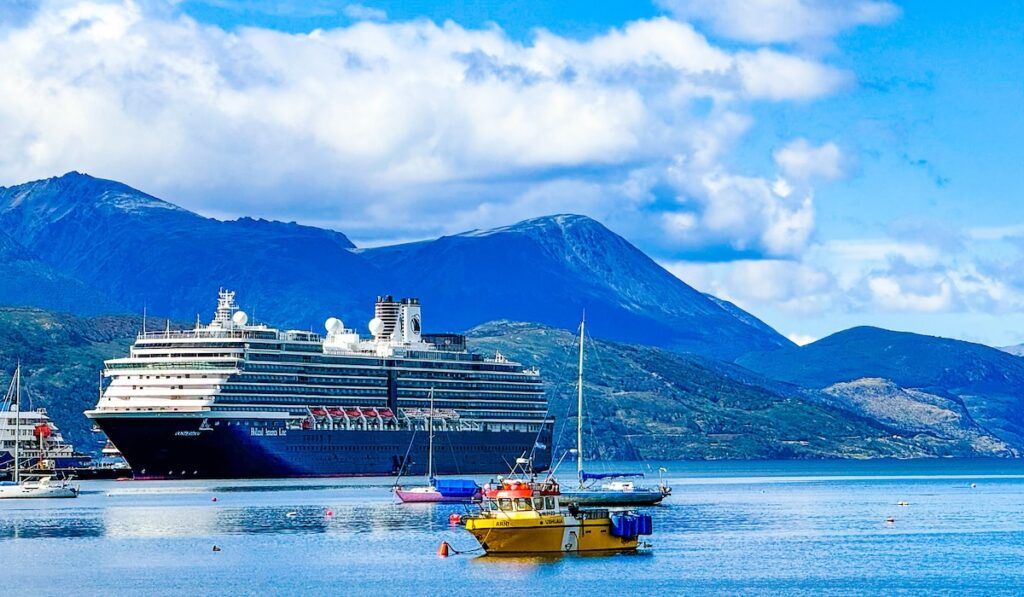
{"left": 610, "top": 513, "right": 653, "bottom": 538}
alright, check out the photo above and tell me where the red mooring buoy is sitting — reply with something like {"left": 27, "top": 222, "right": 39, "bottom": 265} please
{"left": 437, "top": 541, "right": 450, "bottom": 557}
{"left": 326, "top": 510, "right": 333, "bottom": 517}
{"left": 448, "top": 513, "right": 462, "bottom": 525}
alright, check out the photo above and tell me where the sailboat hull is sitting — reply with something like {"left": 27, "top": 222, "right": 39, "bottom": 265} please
{"left": 559, "top": 489, "right": 665, "bottom": 506}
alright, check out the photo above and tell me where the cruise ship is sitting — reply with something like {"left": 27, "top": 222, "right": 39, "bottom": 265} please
{"left": 86, "top": 291, "right": 554, "bottom": 479}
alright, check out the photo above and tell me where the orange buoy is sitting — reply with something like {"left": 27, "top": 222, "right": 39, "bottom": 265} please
{"left": 437, "top": 541, "right": 450, "bottom": 557}
{"left": 448, "top": 513, "right": 462, "bottom": 525}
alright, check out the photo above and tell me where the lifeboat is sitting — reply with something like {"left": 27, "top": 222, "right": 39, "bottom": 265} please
{"left": 327, "top": 408, "right": 345, "bottom": 418}
{"left": 310, "top": 407, "right": 328, "bottom": 418}
{"left": 378, "top": 409, "right": 395, "bottom": 419}
{"left": 345, "top": 408, "right": 362, "bottom": 418}
{"left": 362, "top": 409, "right": 379, "bottom": 418}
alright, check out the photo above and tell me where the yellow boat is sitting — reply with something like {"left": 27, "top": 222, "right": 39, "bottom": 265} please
{"left": 462, "top": 478, "right": 652, "bottom": 555}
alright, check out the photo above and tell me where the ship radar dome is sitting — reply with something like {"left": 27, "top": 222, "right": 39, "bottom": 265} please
{"left": 325, "top": 317, "right": 344, "bottom": 334}
{"left": 368, "top": 317, "right": 384, "bottom": 336}
{"left": 232, "top": 310, "right": 249, "bottom": 326}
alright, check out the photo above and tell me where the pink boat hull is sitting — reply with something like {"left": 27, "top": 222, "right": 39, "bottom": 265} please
{"left": 394, "top": 487, "right": 480, "bottom": 503}
{"left": 395, "top": 488, "right": 445, "bottom": 503}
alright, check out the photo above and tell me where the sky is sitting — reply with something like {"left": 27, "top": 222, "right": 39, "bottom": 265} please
{"left": 2, "top": 0, "right": 1024, "bottom": 347}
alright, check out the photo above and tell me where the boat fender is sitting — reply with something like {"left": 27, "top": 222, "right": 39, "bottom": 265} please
{"left": 437, "top": 541, "right": 450, "bottom": 557}
{"left": 449, "top": 513, "right": 462, "bottom": 525}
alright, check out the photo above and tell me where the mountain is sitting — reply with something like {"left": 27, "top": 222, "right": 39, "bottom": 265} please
{"left": 468, "top": 322, "right": 1011, "bottom": 459}
{"left": 1000, "top": 344, "right": 1024, "bottom": 357}
{"left": 738, "top": 326, "right": 1024, "bottom": 449}
{"left": 0, "top": 307, "right": 155, "bottom": 454}
{"left": 0, "top": 229, "right": 118, "bottom": 314}
{"left": 0, "top": 309, "right": 1009, "bottom": 460}
{"left": 0, "top": 172, "right": 385, "bottom": 326}
{"left": 361, "top": 215, "right": 791, "bottom": 358}
{"left": 0, "top": 173, "right": 791, "bottom": 359}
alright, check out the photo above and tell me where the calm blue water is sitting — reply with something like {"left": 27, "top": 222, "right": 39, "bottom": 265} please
{"left": 4, "top": 459, "right": 1024, "bottom": 595}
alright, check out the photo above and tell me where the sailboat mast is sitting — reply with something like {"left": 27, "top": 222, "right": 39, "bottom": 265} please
{"left": 13, "top": 362, "right": 20, "bottom": 485}
{"left": 577, "top": 315, "right": 585, "bottom": 486}
{"left": 427, "top": 387, "right": 434, "bottom": 480}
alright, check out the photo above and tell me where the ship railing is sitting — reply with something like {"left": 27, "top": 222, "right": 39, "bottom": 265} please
{"left": 136, "top": 329, "right": 289, "bottom": 341}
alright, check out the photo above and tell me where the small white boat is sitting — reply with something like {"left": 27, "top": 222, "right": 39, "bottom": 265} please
{"left": 0, "top": 475, "right": 79, "bottom": 499}
{"left": 0, "top": 364, "right": 79, "bottom": 499}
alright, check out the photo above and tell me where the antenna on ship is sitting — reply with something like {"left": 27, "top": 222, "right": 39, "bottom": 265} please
{"left": 142, "top": 303, "right": 147, "bottom": 335}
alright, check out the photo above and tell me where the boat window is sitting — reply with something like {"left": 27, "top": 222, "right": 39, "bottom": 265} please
{"left": 514, "top": 498, "right": 533, "bottom": 511}
{"left": 532, "top": 497, "right": 545, "bottom": 511}
{"left": 545, "top": 497, "right": 556, "bottom": 510}
{"left": 497, "top": 498, "right": 513, "bottom": 511}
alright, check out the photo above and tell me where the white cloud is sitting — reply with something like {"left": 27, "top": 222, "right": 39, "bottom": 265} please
{"left": 867, "top": 275, "right": 954, "bottom": 313}
{"left": 773, "top": 138, "right": 846, "bottom": 181}
{"left": 0, "top": 1, "right": 858, "bottom": 248}
{"left": 736, "top": 50, "right": 850, "bottom": 100}
{"left": 787, "top": 333, "right": 817, "bottom": 346}
{"left": 663, "top": 258, "right": 834, "bottom": 314}
{"left": 342, "top": 4, "right": 386, "bottom": 21}
{"left": 657, "top": 0, "right": 900, "bottom": 44}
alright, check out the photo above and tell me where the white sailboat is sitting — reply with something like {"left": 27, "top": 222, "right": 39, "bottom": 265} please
{"left": 0, "top": 364, "right": 79, "bottom": 499}
{"left": 559, "top": 315, "right": 671, "bottom": 506}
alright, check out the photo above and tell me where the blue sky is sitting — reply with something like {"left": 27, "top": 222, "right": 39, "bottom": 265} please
{"left": 2, "top": 0, "right": 1024, "bottom": 347}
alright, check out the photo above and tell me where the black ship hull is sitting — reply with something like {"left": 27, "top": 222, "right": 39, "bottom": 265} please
{"left": 92, "top": 414, "right": 553, "bottom": 480}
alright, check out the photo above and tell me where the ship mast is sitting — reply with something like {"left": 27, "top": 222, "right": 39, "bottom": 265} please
{"left": 13, "top": 362, "right": 20, "bottom": 485}
{"left": 427, "top": 387, "right": 435, "bottom": 482}
{"left": 577, "top": 314, "right": 585, "bottom": 487}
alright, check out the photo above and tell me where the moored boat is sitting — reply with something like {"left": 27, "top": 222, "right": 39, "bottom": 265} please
{"left": 462, "top": 462, "right": 652, "bottom": 555}
{"left": 394, "top": 389, "right": 481, "bottom": 503}
{"left": 559, "top": 316, "right": 670, "bottom": 507}
{"left": 0, "top": 364, "right": 78, "bottom": 500}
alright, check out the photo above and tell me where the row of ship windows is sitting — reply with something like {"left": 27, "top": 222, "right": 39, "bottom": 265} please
{"left": 224, "top": 385, "right": 384, "bottom": 396}
{"left": 216, "top": 392, "right": 544, "bottom": 407}
{"left": 238, "top": 374, "right": 385, "bottom": 386}
{"left": 214, "top": 395, "right": 546, "bottom": 411}
{"left": 247, "top": 364, "right": 385, "bottom": 377}
{"left": 249, "top": 354, "right": 523, "bottom": 374}
{"left": 0, "top": 428, "right": 39, "bottom": 436}
{"left": 245, "top": 363, "right": 532, "bottom": 382}
{"left": 121, "top": 374, "right": 214, "bottom": 380}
